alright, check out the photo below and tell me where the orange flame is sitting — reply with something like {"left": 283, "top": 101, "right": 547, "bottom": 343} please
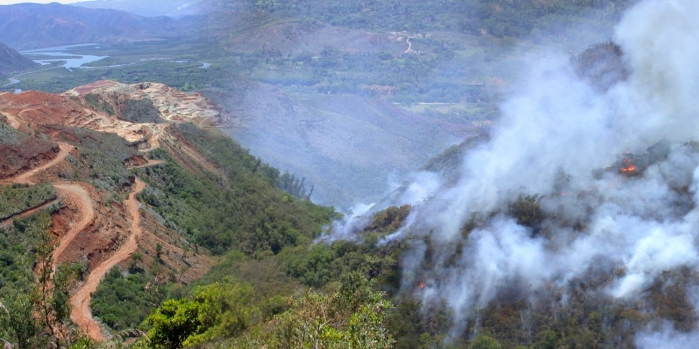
{"left": 621, "top": 165, "right": 636, "bottom": 173}
{"left": 418, "top": 282, "right": 425, "bottom": 289}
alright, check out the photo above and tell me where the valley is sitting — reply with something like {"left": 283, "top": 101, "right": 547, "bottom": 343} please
{"left": 6, "top": 1, "right": 699, "bottom": 349}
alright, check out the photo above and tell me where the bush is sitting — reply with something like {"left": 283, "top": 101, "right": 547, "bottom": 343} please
{"left": 469, "top": 334, "right": 502, "bottom": 349}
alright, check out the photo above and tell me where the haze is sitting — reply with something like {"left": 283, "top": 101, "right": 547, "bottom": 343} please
{"left": 0, "top": 0, "right": 86, "bottom": 4}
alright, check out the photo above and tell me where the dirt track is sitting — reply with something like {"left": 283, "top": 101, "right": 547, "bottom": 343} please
{"left": 0, "top": 142, "right": 74, "bottom": 185}
{"left": 69, "top": 178, "right": 146, "bottom": 341}
{"left": 52, "top": 183, "right": 95, "bottom": 267}
{"left": 0, "top": 111, "right": 20, "bottom": 129}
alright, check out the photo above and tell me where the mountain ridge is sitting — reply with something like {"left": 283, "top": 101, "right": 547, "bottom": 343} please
{"left": 0, "top": 3, "right": 188, "bottom": 50}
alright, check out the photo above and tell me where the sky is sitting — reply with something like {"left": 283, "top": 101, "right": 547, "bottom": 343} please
{"left": 0, "top": 0, "right": 88, "bottom": 4}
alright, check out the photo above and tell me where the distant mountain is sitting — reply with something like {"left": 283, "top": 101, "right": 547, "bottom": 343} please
{"left": 73, "top": 0, "right": 210, "bottom": 17}
{"left": 0, "top": 43, "right": 38, "bottom": 76}
{"left": 0, "top": 3, "right": 188, "bottom": 50}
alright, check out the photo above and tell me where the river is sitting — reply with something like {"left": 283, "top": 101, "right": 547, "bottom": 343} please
{"left": 21, "top": 43, "right": 108, "bottom": 71}
{"left": 3, "top": 44, "right": 110, "bottom": 88}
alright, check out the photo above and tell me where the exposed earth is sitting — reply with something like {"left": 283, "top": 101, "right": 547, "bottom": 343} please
{"left": 0, "top": 81, "right": 221, "bottom": 340}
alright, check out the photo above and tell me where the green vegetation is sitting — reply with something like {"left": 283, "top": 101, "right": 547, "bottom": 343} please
{"left": 469, "top": 334, "right": 502, "bottom": 349}
{"left": 0, "top": 1, "right": 671, "bottom": 348}
{"left": 123, "top": 99, "right": 164, "bottom": 123}
{"left": 0, "top": 213, "right": 53, "bottom": 297}
{"left": 0, "top": 0, "right": 639, "bottom": 110}
{"left": 137, "top": 124, "right": 336, "bottom": 255}
{"left": 231, "top": 0, "right": 638, "bottom": 36}
{"left": 84, "top": 93, "right": 115, "bottom": 115}
{"left": 55, "top": 126, "right": 137, "bottom": 192}
{"left": 0, "top": 120, "right": 28, "bottom": 146}
{"left": 507, "top": 194, "right": 544, "bottom": 234}
{"left": 146, "top": 280, "right": 253, "bottom": 349}
{"left": 4, "top": 56, "right": 229, "bottom": 95}
{"left": 147, "top": 273, "right": 394, "bottom": 349}
{"left": 0, "top": 183, "right": 57, "bottom": 220}
{"left": 0, "top": 211, "right": 76, "bottom": 349}
{"left": 91, "top": 267, "right": 180, "bottom": 332}
{"left": 363, "top": 205, "right": 411, "bottom": 234}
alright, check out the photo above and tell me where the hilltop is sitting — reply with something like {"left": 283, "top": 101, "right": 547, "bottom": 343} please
{"left": 0, "top": 80, "right": 339, "bottom": 345}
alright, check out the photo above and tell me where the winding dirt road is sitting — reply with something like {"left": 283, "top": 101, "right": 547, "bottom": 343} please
{"left": 0, "top": 133, "right": 147, "bottom": 340}
{"left": 69, "top": 178, "right": 146, "bottom": 341}
{"left": 52, "top": 183, "right": 95, "bottom": 267}
{"left": 404, "top": 37, "right": 413, "bottom": 54}
{"left": 0, "top": 142, "right": 75, "bottom": 185}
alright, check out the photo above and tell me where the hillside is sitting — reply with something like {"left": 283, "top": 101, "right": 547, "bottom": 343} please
{"left": 73, "top": 0, "right": 210, "bottom": 17}
{"left": 0, "top": 80, "right": 342, "bottom": 346}
{"left": 0, "top": 3, "right": 187, "bottom": 50}
{"left": 211, "top": 81, "right": 473, "bottom": 206}
{"left": 4, "top": 1, "right": 698, "bottom": 348}
{"left": 0, "top": 43, "right": 38, "bottom": 76}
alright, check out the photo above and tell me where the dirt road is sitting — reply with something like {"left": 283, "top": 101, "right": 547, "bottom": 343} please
{"left": 0, "top": 142, "right": 75, "bottom": 185}
{"left": 52, "top": 183, "right": 95, "bottom": 267}
{"left": 69, "top": 178, "right": 146, "bottom": 341}
{"left": 1, "top": 111, "right": 20, "bottom": 129}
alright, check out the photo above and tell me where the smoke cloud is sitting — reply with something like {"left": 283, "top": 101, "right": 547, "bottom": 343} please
{"left": 331, "top": 0, "right": 699, "bottom": 344}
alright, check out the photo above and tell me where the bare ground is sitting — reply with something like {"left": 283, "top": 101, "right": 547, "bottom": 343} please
{"left": 0, "top": 142, "right": 74, "bottom": 185}
{"left": 69, "top": 178, "right": 146, "bottom": 341}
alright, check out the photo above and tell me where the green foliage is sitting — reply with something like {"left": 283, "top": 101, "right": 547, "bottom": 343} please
{"left": 54, "top": 126, "right": 136, "bottom": 192}
{"left": 277, "top": 171, "right": 313, "bottom": 199}
{"left": 0, "top": 293, "right": 39, "bottom": 349}
{"left": 363, "top": 205, "right": 411, "bottom": 234}
{"left": 0, "top": 212, "right": 74, "bottom": 348}
{"left": 84, "top": 93, "right": 115, "bottom": 115}
{"left": 4, "top": 51, "right": 229, "bottom": 95}
{"left": 508, "top": 194, "right": 544, "bottom": 233}
{"left": 137, "top": 125, "right": 337, "bottom": 255}
{"left": 123, "top": 98, "right": 164, "bottom": 124}
{"left": 282, "top": 237, "right": 401, "bottom": 291}
{"left": 219, "top": 0, "right": 637, "bottom": 37}
{"left": 0, "top": 120, "right": 28, "bottom": 146}
{"left": 532, "top": 330, "right": 558, "bottom": 349}
{"left": 471, "top": 0, "right": 638, "bottom": 38}
{"left": 91, "top": 267, "right": 176, "bottom": 331}
{"left": 0, "top": 212, "right": 56, "bottom": 297}
{"left": 222, "top": 272, "right": 394, "bottom": 349}
{"left": 146, "top": 281, "right": 253, "bottom": 349}
{"left": 0, "top": 183, "right": 57, "bottom": 220}
{"left": 469, "top": 334, "right": 502, "bottom": 349}
{"left": 147, "top": 298, "right": 199, "bottom": 349}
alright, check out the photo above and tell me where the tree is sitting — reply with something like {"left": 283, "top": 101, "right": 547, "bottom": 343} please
{"left": 147, "top": 299, "right": 199, "bottom": 349}
{"left": 0, "top": 213, "right": 74, "bottom": 348}
{"left": 146, "top": 281, "right": 253, "bottom": 348}
{"left": 0, "top": 294, "right": 39, "bottom": 349}
{"left": 230, "top": 272, "right": 395, "bottom": 349}
{"left": 468, "top": 334, "right": 502, "bottom": 349}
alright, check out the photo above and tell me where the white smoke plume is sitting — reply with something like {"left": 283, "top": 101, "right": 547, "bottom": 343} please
{"left": 316, "top": 170, "right": 443, "bottom": 243}
{"left": 384, "top": 0, "right": 699, "bottom": 343}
